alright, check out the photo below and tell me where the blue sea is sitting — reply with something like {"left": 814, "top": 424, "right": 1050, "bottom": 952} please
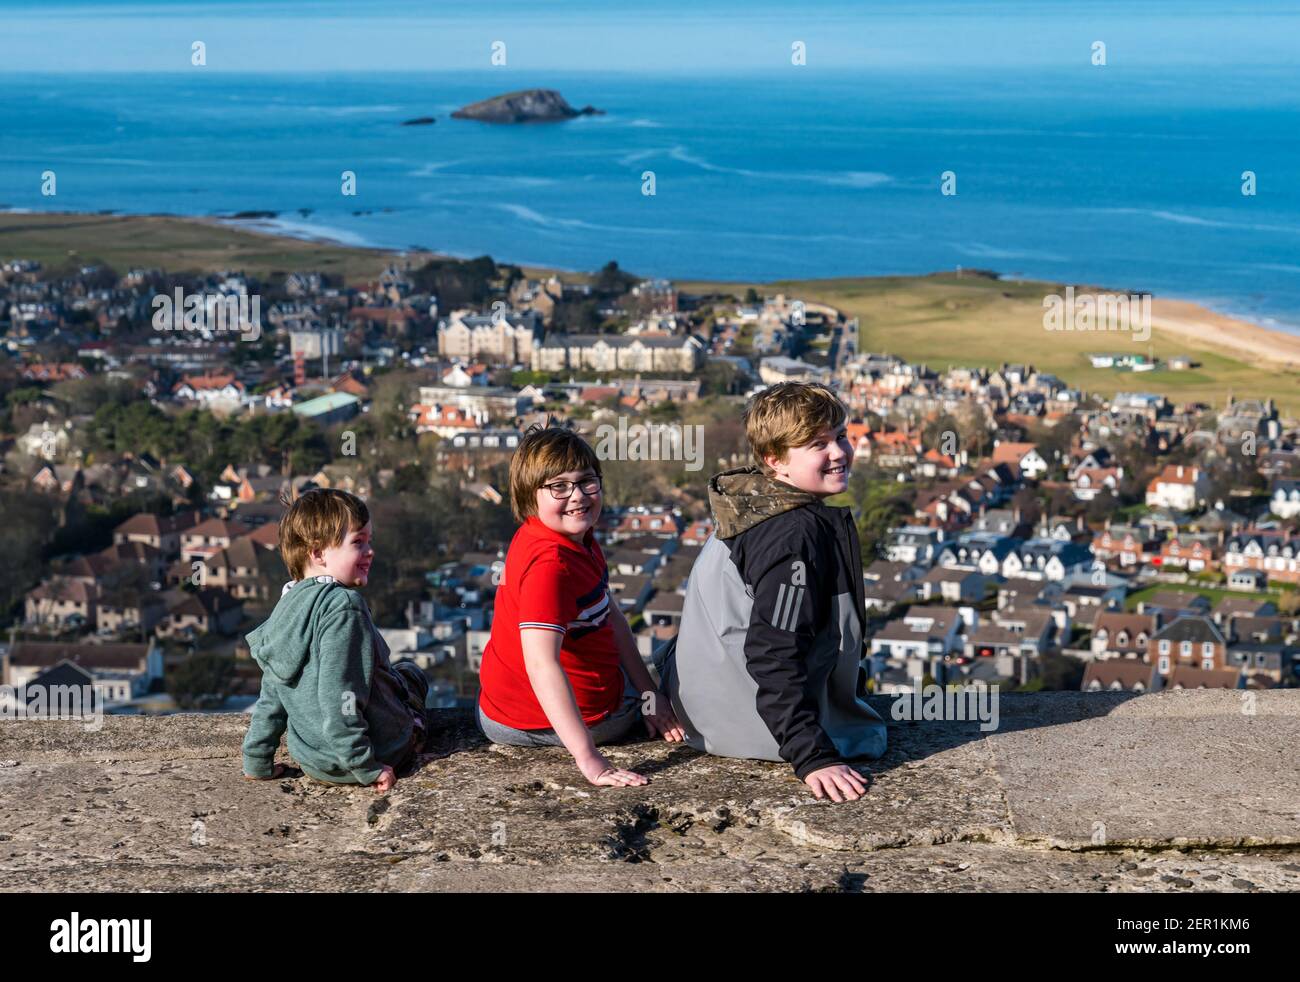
{"left": 2, "top": 63, "right": 1300, "bottom": 330}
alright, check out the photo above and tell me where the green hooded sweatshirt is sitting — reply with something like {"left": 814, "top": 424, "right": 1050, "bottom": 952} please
{"left": 241, "top": 575, "right": 418, "bottom": 785}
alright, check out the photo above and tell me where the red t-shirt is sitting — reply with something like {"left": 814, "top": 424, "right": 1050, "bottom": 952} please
{"left": 478, "top": 516, "right": 623, "bottom": 730}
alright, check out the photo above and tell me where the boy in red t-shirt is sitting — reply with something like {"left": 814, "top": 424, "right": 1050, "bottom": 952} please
{"left": 478, "top": 424, "right": 684, "bottom": 787}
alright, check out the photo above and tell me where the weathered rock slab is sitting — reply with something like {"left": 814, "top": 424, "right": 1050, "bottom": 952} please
{"left": 2, "top": 692, "right": 1298, "bottom": 892}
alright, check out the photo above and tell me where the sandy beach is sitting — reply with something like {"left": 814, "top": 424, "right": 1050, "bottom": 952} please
{"left": 1150, "top": 298, "right": 1300, "bottom": 371}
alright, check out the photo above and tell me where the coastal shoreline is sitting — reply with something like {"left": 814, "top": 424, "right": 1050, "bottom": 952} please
{"left": 1148, "top": 298, "right": 1300, "bottom": 372}
{"left": 205, "top": 214, "right": 584, "bottom": 279}
{"left": 208, "top": 213, "right": 1300, "bottom": 369}
{"left": 6, "top": 208, "right": 1300, "bottom": 375}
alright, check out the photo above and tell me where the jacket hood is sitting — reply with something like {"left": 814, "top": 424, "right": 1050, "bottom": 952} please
{"left": 246, "top": 576, "right": 349, "bottom": 684}
{"left": 708, "top": 466, "right": 821, "bottom": 539}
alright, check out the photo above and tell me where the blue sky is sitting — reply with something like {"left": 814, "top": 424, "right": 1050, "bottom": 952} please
{"left": 1, "top": 0, "right": 1298, "bottom": 72}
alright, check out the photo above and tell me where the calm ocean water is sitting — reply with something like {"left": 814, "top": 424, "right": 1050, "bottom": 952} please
{"left": 2, "top": 67, "right": 1299, "bottom": 330}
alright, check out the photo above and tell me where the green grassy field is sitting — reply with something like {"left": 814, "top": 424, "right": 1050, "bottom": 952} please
{"left": 0, "top": 212, "right": 419, "bottom": 284}
{"left": 3, "top": 213, "right": 1296, "bottom": 414}
{"left": 1125, "top": 582, "right": 1296, "bottom": 611}
{"left": 0, "top": 212, "right": 588, "bottom": 288}
{"left": 679, "top": 271, "right": 1300, "bottom": 415}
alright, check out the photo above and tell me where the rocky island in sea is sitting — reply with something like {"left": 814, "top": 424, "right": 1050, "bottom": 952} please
{"left": 450, "top": 88, "right": 603, "bottom": 123}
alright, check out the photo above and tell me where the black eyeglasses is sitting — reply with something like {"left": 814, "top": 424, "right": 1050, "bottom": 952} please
{"left": 542, "top": 476, "right": 602, "bottom": 499}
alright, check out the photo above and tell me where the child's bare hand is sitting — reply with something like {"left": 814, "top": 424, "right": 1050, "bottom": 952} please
{"left": 803, "top": 764, "right": 867, "bottom": 802}
{"left": 579, "top": 754, "right": 648, "bottom": 788}
{"left": 590, "top": 766, "right": 648, "bottom": 788}
{"left": 372, "top": 765, "right": 397, "bottom": 793}
{"left": 644, "top": 702, "right": 686, "bottom": 743}
{"left": 243, "top": 762, "right": 291, "bottom": 781}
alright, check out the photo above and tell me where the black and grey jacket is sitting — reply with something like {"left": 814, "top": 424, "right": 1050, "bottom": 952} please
{"left": 660, "top": 467, "right": 886, "bottom": 780}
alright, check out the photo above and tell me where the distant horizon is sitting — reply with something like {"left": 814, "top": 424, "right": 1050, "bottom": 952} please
{"left": 4, "top": 4, "right": 1299, "bottom": 330}
{"left": 2, "top": 0, "right": 1299, "bottom": 73}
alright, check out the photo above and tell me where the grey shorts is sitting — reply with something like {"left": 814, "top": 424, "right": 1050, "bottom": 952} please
{"left": 475, "top": 669, "right": 646, "bottom": 748}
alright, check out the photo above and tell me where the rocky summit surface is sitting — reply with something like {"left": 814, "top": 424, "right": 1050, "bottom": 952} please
{"left": 450, "top": 89, "right": 603, "bottom": 123}
{"left": 1, "top": 691, "right": 1298, "bottom": 892}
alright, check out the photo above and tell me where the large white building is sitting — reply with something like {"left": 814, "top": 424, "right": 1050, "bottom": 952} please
{"left": 437, "top": 309, "right": 542, "bottom": 364}
{"left": 531, "top": 334, "right": 704, "bottom": 374}
{"left": 758, "top": 356, "right": 829, "bottom": 385}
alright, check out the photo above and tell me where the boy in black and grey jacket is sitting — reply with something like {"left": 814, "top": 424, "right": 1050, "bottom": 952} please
{"left": 659, "top": 382, "right": 886, "bottom": 802}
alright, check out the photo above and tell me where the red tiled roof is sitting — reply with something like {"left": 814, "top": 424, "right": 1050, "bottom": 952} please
{"left": 175, "top": 372, "right": 242, "bottom": 392}
{"left": 243, "top": 523, "right": 281, "bottom": 549}
{"left": 411, "top": 404, "right": 479, "bottom": 429}
{"left": 186, "top": 517, "right": 253, "bottom": 540}
{"left": 923, "top": 448, "right": 957, "bottom": 467}
{"left": 1166, "top": 665, "right": 1241, "bottom": 689}
{"left": 330, "top": 372, "right": 370, "bottom": 398}
{"left": 1148, "top": 464, "right": 1200, "bottom": 490}
{"left": 114, "top": 510, "right": 202, "bottom": 538}
{"left": 21, "top": 362, "right": 87, "bottom": 382}
{"left": 992, "top": 442, "right": 1037, "bottom": 464}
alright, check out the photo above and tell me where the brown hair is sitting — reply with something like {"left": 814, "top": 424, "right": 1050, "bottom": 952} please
{"left": 509, "top": 421, "right": 603, "bottom": 522}
{"left": 278, "top": 488, "right": 370, "bottom": 579}
{"left": 743, "top": 381, "right": 847, "bottom": 472}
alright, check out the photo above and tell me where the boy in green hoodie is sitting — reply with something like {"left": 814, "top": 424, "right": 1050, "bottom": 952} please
{"left": 242, "top": 488, "right": 430, "bottom": 793}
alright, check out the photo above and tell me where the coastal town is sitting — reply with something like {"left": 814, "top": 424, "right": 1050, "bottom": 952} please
{"left": 2, "top": 247, "right": 1298, "bottom": 716}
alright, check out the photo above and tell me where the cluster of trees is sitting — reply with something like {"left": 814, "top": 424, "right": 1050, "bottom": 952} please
{"left": 0, "top": 490, "right": 61, "bottom": 627}
{"left": 920, "top": 407, "right": 995, "bottom": 463}
{"left": 167, "top": 652, "right": 236, "bottom": 710}
{"left": 551, "top": 261, "right": 640, "bottom": 334}
{"left": 845, "top": 469, "right": 911, "bottom": 564}
{"left": 410, "top": 255, "right": 518, "bottom": 309}
{"left": 0, "top": 491, "right": 159, "bottom": 628}
{"left": 85, "top": 400, "right": 331, "bottom": 487}
{"left": 363, "top": 478, "right": 518, "bottom": 626}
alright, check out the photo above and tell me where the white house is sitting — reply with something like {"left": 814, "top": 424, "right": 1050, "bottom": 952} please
{"left": 378, "top": 627, "right": 446, "bottom": 669}
{"left": 1000, "top": 540, "right": 1092, "bottom": 582}
{"left": 17, "top": 420, "right": 72, "bottom": 459}
{"left": 261, "top": 385, "right": 296, "bottom": 411}
{"left": 992, "top": 441, "right": 1049, "bottom": 479}
{"left": 172, "top": 372, "right": 246, "bottom": 412}
{"left": 917, "top": 567, "right": 986, "bottom": 604}
{"left": 885, "top": 526, "right": 947, "bottom": 566}
{"left": 1270, "top": 479, "right": 1300, "bottom": 519}
{"left": 1069, "top": 464, "right": 1124, "bottom": 502}
{"left": 868, "top": 606, "right": 969, "bottom": 667}
{"left": 3, "top": 640, "right": 163, "bottom": 705}
{"left": 1145, "top": 464, "right": 1208, "bottom": 511}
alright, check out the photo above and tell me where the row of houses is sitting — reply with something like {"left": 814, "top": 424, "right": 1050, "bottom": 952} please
{"left": 1081, "top": 599, "right": 1294, "bottom": 691}
{"left": 22, "top": 505, "right": 291, "bottom": 642}
{"left": 1092, "top": 520, "right": 1300, "bottom": 584}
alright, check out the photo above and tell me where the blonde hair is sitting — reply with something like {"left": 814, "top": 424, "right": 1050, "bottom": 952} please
{"left": 509, "top": 422, "right": 603, "bottom": 522}
{"left": 743, "top": 382, "right": 847, "bottom": 472}
{"left": 278, "top": 488, "right": 370, "bottom": 579}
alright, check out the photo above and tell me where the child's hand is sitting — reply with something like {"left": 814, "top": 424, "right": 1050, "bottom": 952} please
{"left": 373, "top": 765, "right": 397, "bottom": 793}
{"left": 803, "top": 764, "right": 867, "bottom": 802}
{"left": 644, "top": 702, "right": 686, "bottom": 743}
{"left": 243, "top": 762, "right": 291, "bottom": 781}
{"left": 578, "top": 753, "right": 648, "bottom": 788}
